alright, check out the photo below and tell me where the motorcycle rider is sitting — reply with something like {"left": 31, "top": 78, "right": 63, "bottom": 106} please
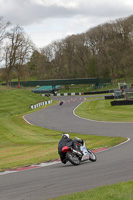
{"left": 58, "top": 133, "right": 83, "bottom": 164}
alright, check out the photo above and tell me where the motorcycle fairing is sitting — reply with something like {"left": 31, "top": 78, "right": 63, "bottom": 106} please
{"left": 62, "top": 146, "right": 71, "bottom": 153}
{"left": 80, "top": 143, "right": 90, "bottom": 161}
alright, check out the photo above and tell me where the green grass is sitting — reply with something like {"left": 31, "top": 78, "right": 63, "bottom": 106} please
{"left": 59, "top": 83, "right": 116, "bottom": 93}
{"left": 0, "top": 114, "right": 125, "bottom": 171}
{"left": 0, "top": 86, "right": 50, "bottom": 116}
{"left": 50, "top": 180, "right": 133, "bottom": 200}
{"left": 0, "top": 86, "right": 126, "bottom": 171}
{"left": 75, "top": 99, "right": 133, "bottom": 122}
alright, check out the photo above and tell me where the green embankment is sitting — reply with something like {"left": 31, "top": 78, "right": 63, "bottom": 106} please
{"left": 51, "top": 180, "right": 133, "bottom": 200}
{"left": 75, "top": 99, "right": 133, "bottom": 122}
{"left": 0, "top": 86, "right": 126, "bottom": 171}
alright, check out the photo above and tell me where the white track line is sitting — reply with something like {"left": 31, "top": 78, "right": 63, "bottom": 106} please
{"left": 96, "top": 137, "right": 130, "bottom": 153}
{"left": 0, "top": 138, "right": 130, "bottom": 176}
{"left": 73, "top": 101, "right": 133, "bottom": 124}
{"left": 0, "top": 161, "right": 61, "bottom": 176}
{"left": 1, "top": 99, "right": 128, "bottom": 176}
{"left": 0, "top": 137, "right": 130, "bottom": 176}
{"left": 23, "top": 115, "right": 34, "bottom": 125}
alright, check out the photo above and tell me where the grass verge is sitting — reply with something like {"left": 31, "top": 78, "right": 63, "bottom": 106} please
{"left": 75, "top": 99, "right": 133, "bottom": 122}
{"left": 50, "top": 180, "right": 133, "bottom": 200}
{"left": 0, "top": 86, "right": 126, "bottom": 171}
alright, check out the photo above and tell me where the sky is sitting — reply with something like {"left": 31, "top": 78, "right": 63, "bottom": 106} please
{"left": 0, "top": 0, "right": 133, "bottom": 48}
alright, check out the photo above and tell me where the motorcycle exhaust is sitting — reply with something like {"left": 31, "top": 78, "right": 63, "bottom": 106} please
{"left": 72, "top": 149, "right": 82, "bottom": 156}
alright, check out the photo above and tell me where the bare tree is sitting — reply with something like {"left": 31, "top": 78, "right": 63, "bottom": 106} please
{"left": 3, "top": 25, "right": 34, "bottom": 86}
{"left": 40, "top": 44, "right": 54, "bottom": 79}
{"left": 43, "top": 41, "right": 68, "bottom": 79}
{"left": 73, "top": 33, "right": 92, "bottom": 78}
{"left": 14, "top": 34, "right": 34, "bottom": 85}
{"left": 0, "top": 16, "right": 10, "bottom": 63}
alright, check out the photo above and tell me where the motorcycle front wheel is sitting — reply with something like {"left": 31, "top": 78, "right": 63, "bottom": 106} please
{"left": 66, "top": 151, "right": 80, "bottom": 166}
{"left": 87, "top": 149, "right": 97, "bottom": 162}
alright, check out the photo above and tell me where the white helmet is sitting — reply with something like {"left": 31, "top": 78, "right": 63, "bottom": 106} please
{"left": 62, "top": 133, "right": 69, "bottom": 139}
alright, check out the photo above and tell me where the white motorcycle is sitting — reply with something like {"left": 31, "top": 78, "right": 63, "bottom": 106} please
{"left": 62, "top": 137, "right": 97, "bottom": 166}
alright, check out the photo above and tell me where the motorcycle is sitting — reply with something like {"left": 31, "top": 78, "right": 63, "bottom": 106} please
{"left": 62, "top": 137, "right": 97, "bottom": 166}
{"left": 59, "top": 100, "right": 64, "bottom": 106}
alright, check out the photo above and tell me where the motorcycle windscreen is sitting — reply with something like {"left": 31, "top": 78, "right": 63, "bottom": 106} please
{"left": 62, "top": 146, "right": 71, "bottom": 153}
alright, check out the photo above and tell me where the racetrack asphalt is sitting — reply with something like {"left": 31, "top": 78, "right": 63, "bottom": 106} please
{"left": 0, "top": 95, "right": 133, "bottom": 200}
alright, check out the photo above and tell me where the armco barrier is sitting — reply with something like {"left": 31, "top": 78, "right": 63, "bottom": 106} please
{"left": 56, "top": 92, "right": 82, "bottom": 96}
{"left": 83, "top": 90, "right": 114, "bottom": 95}
{"left": 111, "top": 100, "right": 133, "bottom": 106}
{"left": 44, "top": 90, "right": 114, "bottom": 97}
{"left": 105, "top": 95, "right": 124, "bottom": 99}
{"left": 30, "top": 100, "right": 53, "bottom": 109}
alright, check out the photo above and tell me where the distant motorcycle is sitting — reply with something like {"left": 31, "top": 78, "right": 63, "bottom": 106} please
{"left": 62, "top": 137, "right": 97, "bottom": 165}
{"left": 59, "top": 101, "right": 64, "bottom": 105}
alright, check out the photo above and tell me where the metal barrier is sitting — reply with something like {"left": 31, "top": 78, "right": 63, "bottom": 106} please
{"left": 30, "top": 100, "right": 53, "bottom": 109}
{"left": 2, "top": 78, "right": 111, "bottom": 87}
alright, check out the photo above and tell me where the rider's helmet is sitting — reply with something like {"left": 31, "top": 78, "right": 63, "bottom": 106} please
{"left": 62, "top": 133, "right": 69, "bottom": 139}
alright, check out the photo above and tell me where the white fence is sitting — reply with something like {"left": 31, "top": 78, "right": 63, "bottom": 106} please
{"left": 30, "top": 100, "right": 53, "bottom": 109}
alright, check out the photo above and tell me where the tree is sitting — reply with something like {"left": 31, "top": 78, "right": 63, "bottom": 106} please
{"left": 73, "top": 33, "right": 92, "bottom": 78}
{"left": 0, "top": 16, "right": 10, "bottom": 63}
{"left": 39, "top": 14, "right": 133, "bottom": 81}
{"left": 3, "top": 25, "right": 34, "bottom": 86}
{"left": 14, "top": 33, "right": 34, "bottom": 85}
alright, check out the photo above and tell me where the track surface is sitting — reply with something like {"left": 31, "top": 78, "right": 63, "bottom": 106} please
{"left": 0, "top": 96, "right": 133, "bottom": 200}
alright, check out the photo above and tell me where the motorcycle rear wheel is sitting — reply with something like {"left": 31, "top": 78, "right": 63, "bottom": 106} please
{"left": 66, "top": 151, "right": 80, "bottom": 165}
{"left": 87, "top": 149, "right": 97, "bottom": 162}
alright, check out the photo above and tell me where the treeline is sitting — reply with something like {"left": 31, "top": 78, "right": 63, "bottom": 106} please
{"left": 0, "top": 15, "right": 133, "bottom": 86}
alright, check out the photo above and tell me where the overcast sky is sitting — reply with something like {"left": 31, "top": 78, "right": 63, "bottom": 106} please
{"left": 0, "top": 0, "right": 133, "bottom": 48}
